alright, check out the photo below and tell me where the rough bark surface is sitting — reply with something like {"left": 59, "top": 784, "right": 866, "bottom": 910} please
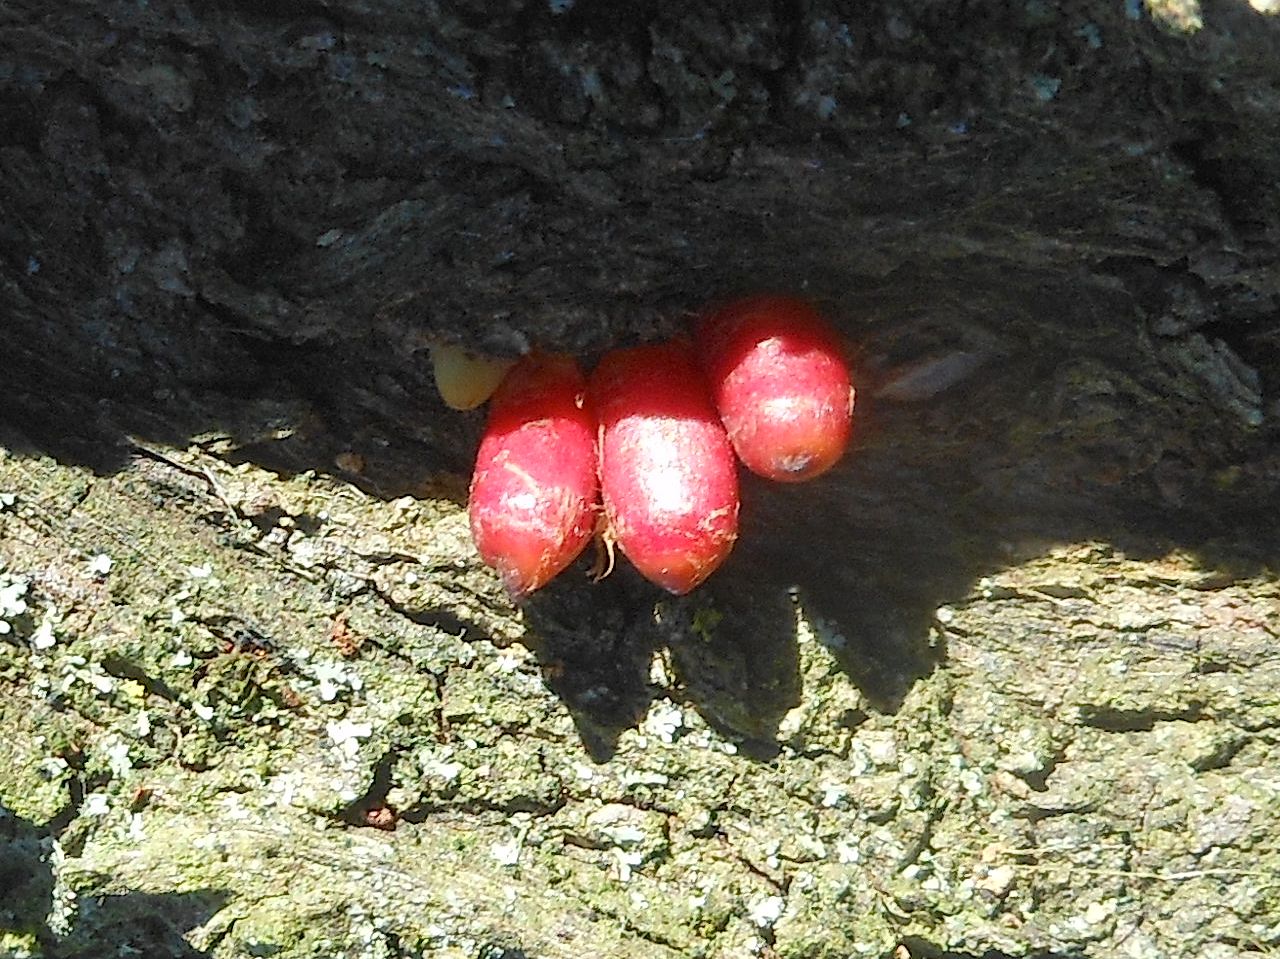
{"left": 2, "top": 1, "right": 1279, "bottom": 957}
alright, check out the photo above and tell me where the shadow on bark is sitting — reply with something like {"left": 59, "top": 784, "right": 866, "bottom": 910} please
{"left": 0, "top": 803, "right": 226, "bottom": 958}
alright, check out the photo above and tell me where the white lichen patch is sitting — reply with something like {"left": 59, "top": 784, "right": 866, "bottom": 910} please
{"left": 44, "top": 839, "right": 76, "bottom": 936}
{"left": 834, "top": 839, "right": 861, "bottom": 864}
{"left": 820, "top": 781, "right": 848, "bottom": 807}
{"left": 420, "top": 753, "right": 464, "bottom": 784}
{"left": 748, "top": 894, "right": 786, "bottom": 929}
{"left": 306, "top": 659, "right": 364, "bottom": 702}
{"left": 648, "top": 648, "right": 675, "bottom": 686}
{"left": 611, "top": 849, "right": 645, "bottom": 883}
{"left": 641, "top": 699, "right": 685, "bottom": 743}
{"left": 39, "top": 755, "right": 69, "bottom": 779}
{"left": 490, "top": 837, "right": 522, "bottom": 867}
{"left": 56, "top": 656, "right": 115, "bottom": 697}
{"left": 327, "top": 718, "right": 373, "bottom": 758}
{"left": 0, "top": 575, "right": 29, "bottom": 632}
{"left": 30, "top": 607, "right": 57, "bottom": 649}
{"left": 82, "top": 792, "right": 111, "bottom": 816}
{"left": 100, "top": 735, "right": 133, "bottom": 778}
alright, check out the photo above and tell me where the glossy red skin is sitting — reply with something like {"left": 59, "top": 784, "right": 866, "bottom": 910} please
{"left": 592, "top": 341, "right": 739, "bottom": 595}
{"left": 696, "top": 296, "right": 854, "bottom": 482}
{"left": 468, "top": 354, "right": 598, "bottom": 599}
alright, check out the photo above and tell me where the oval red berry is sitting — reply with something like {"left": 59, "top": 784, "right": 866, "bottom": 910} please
{"left": 696, "top": 296, "right": 854, "bottom": 482}
{"left": 592, "top": 341, "right": 739, "bottom": 595}
{"left": 468, "top": 354, "right": 598, "bottom": 599}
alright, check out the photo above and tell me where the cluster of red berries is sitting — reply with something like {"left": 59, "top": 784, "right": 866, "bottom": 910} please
{"left": 467, "top": 296, "right": 855, "bottom": 599}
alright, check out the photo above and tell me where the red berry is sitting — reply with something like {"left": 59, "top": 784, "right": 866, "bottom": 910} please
{"left": 468, "top": 354, "right": 598, "bottom": 599}
{"left": 696, "top": 296, "right": 854, "bottom": 482}
{"left": 591, "top": 341, "right": 739, "bottom": 594}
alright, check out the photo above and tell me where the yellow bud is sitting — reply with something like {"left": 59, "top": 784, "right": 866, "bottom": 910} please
{"left": 431, "top": 344, "right": 516, "bottom": 410}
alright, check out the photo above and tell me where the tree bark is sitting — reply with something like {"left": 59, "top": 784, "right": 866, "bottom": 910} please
{"left": 2, "top": 1, "right": 1278, "bottom": 957}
